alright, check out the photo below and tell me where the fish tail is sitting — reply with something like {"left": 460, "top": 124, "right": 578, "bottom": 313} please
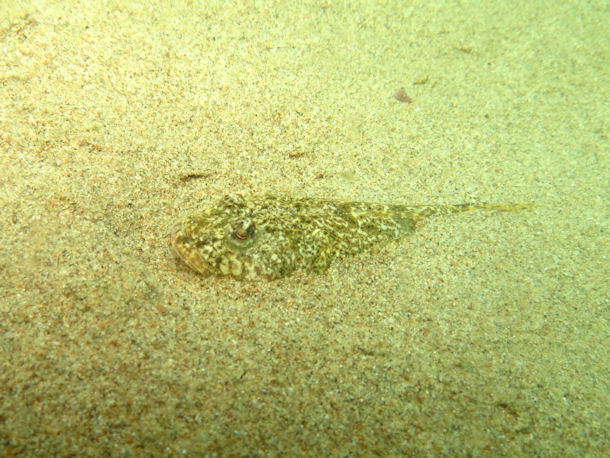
{"left": 409, "top": 202, "right": 535, "bottom": 219}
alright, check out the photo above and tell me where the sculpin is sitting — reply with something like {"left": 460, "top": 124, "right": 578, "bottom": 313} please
{"left": 170, "top": 194, "right": 531, "bottom": 281}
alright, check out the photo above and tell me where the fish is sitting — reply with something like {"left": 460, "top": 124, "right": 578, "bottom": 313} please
{"left": 169, "top": 193, "right": 531, "bottom": 281}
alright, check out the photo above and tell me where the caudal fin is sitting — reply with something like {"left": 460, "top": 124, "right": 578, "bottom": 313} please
{"left": 407, "top": 202, "right": 535, "bottom": 219}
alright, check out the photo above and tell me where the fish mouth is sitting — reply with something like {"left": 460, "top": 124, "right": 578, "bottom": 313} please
{"left": 169, "top": 224, "right": 212, "bottom": 276}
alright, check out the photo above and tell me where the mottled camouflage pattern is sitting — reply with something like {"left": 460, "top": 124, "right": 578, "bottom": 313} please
{"left": 170, "top": 194, "right": 530, "bottom": 281}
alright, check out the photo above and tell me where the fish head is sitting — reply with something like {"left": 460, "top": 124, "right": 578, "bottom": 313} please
{"left": 170, "top": 194, "right": 289, "bottom": 280}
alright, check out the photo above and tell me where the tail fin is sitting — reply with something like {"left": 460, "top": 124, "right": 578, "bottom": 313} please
{"left": 407, "top": 202, "right": 535, "bottom": 220}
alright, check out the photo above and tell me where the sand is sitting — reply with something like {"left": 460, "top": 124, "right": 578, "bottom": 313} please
{"left": 1, "top": 0, "right": 608, "bottom": 455}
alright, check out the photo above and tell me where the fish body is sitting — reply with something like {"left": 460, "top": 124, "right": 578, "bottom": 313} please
{"left": 170, "top": 194, "right": 530, "bottom": 281}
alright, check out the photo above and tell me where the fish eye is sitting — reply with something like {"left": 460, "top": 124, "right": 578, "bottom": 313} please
{"left": 235, "top": 229, "right": 248, "bottom": 240}
{"left": 231, "top": 220, "right": 255, "bottom": 241}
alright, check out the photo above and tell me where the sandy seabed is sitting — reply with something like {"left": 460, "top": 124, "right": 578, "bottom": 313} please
{"left": 1, "top": 0, "right": 608, "bottom": 455}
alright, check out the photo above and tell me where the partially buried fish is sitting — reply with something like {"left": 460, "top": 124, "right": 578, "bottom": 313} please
{"left": 170, "top": 194, "right": 531, "bottom": 281}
